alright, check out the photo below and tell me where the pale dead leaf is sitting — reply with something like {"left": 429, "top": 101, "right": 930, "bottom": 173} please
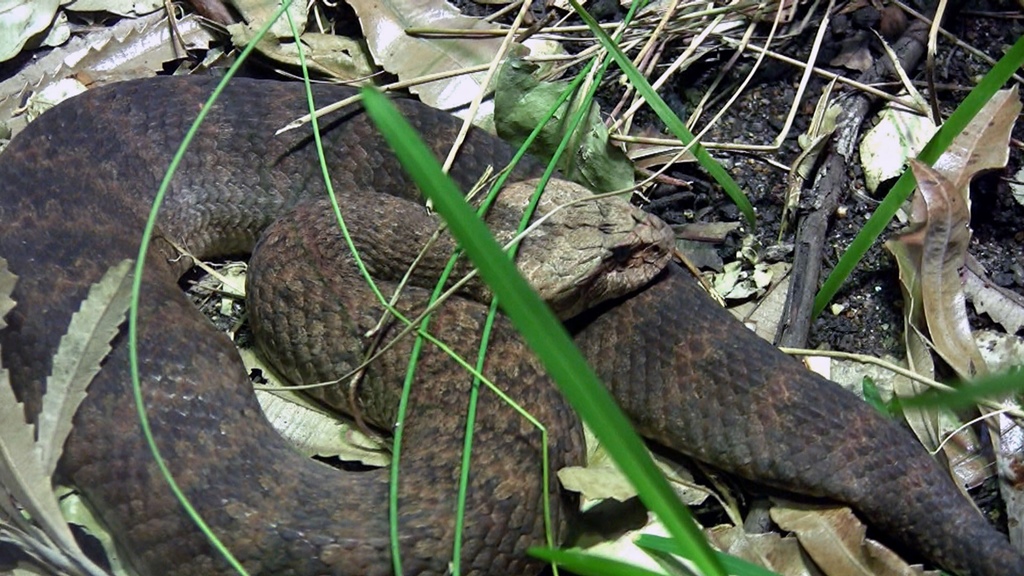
{"left": 557, "top": 456, "right": 707, "bottom": 506}
{"left": 860, "top": 91, "right": 937, "bottom": 193}
{"left": 933, "top": 86, "right": 1022, "bottom": 193}
{"left": 348, "top": 0, "right": 502, "bottom": 109}
{"left": 0, "top": 13, "right": 216, "bottom": 138}
{"left": 238, "top": 348, "right": 389, "bottom": 467}
{"left": 706, "top": 525, "right": 816, "bottom": 576}
{"left": 559, "top": 424, "right": 708, "bottom": 507}
{"left": 727, "top": 262, "right": 791, "bottom": 341}
{"left": 898, "top": 160, "right": 986, "bottom": 379}
{"left": 227, "top": 24, "right": 376, "bottom": 80}
{"left": 963, "top": 260, "right": 1024, "bottom": 335}
{"left": 771, "top": 503, "right": 925, "bottom": 576}
{"left": 56, "top": 486, "right": 127, "bottom": 575}
{"left": 0, "top": 256, "right": 15, "bottom": 330}
{"left": 255, "top": 390, "right": 390, "bottom": 467}
{"left": 40, "top": 259, "right": 133, "bottom": 478}
{"left": 0, "top": 260, "right": 136, "bottom": 576}
{"left": 974, "top": 330, "right": 1024, "bottom": 547}
{"left": 61, "top": 0, "right": 162, "bottom": 17}
{"left": 347, "top": 0, "right": 557, "bottom": 110}
{"left": 0, "top": 1, "right": 59, "bottom": 63}
{"left": 0, "top": 363, "right": 80, "bottom": 558}
{"left": 226, "top": 0, "right": 307, "bottom": 40}
{"left": 578, "top": 519, "right": 671, "bottom": 574}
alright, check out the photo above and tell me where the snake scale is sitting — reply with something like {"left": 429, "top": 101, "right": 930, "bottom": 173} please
{"left": 1, "top": 76, "right": 1021, "bottom": 575}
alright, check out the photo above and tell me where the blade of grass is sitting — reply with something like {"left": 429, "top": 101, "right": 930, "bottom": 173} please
{"left": 361, "top": 87, "right": 727, "bottom": 576}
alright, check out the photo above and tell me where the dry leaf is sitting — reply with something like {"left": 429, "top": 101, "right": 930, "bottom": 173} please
{"left": 237, "top": 349, "right": 390, "bottom": 467}
{"left": 892, "top": 160, "right": 985, "bottom": 379}
{"left": 227, "top": 25, "right": 376, "bottom": 80}
{"left": 933, "top": 86, "right": 1022, "bottom": 193}
{"left": 706, "top": 525, "right": 817, "bottom": 576}
{"left": 227, "top": 0, "right": 307, "bottom": 40}
{"left": 771, "top": 503, "right": 927, "bottom": 576}
{"left": 348, "top": 0, "right": 556, "bottom": 110}
{"left": 0, "top": 364, "right": 81, "bottom": 562}
{"left": 348, "top": 0, "right": 502, "bottom": 109}
{"left": 963, "top": 259, "right": 1024, "bottom": 335}
{"left": 0, "top": 0, "right": 59, "bottom": 62}
{"left": 61, "top": 0, "right": 162, "bottom": 17}
{"left": 0, "top": 12, "right": 215, "bottom": 138}
{"left": 860, "top": 91, "right": 937, "bottom": 194}
{"left": 0, "top": 256, "right": 15, "bottom": 330}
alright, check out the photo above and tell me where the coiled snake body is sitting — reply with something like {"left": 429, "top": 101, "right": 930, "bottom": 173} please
{"left": 1, "top": 77, "right": 1021, "bottom": 575}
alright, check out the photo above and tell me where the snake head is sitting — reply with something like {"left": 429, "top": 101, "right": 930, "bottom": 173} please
{"left": 497, "top": 178, "right": 675, "bottom": 320}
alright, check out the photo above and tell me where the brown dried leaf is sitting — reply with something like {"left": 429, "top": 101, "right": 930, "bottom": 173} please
{"left": 771, "top": 503, "right": 930, "bottom": 576}
{"left": 0, "top": 257, "right": 15, "bottom": 329}
{"left": 706, "top": 524, "right": 817, "bottom": 576}
{"left": 933, "top": 86, "right": 1022, "bottom": 192}
{"left": 911, "top": 160, "right": 986, "bottom": 378}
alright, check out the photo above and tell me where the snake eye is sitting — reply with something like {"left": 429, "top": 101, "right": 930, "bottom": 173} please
{"left": 610, "top": 245, "right": 633, "bottom": 265}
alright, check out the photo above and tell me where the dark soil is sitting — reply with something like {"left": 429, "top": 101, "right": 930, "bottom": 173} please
{"left": 636, "top": 1, "right": 1024, "bottom": 358}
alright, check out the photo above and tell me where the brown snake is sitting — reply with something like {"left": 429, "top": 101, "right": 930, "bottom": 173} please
{"left": 1, "top": 76, "right": 1021, "bottom": 575}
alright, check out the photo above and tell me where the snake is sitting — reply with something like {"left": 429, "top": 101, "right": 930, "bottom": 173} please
{"left": 1, "top": 76, "right": 1021, "bottom": 576}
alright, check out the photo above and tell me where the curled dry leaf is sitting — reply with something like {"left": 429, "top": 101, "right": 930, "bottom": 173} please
{"left": 886, "top": 211, "right": 985, "bottom": 491}
{"left": 705, "top": 525, "right": 813, "bottom": 576}
{"left": 771, "top": 502, "right": 930, "bottom": 576}
{"left": 885, "top": 87, "right": 1020, "bottom": 380}
{"left": 933, "top": 87, "right": 1022, "bottom": 193}
{"left": 884, "top": 87, "right": 1023, "bottom": 534}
